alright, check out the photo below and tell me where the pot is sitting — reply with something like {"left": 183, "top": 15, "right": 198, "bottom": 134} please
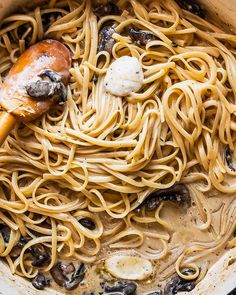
{"left": 0, "top": 0, "right": 236, "bottom": 294}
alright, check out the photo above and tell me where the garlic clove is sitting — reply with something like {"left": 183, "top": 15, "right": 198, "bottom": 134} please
{"left": 105, "top": 255, "right": 153, "bottom": 280}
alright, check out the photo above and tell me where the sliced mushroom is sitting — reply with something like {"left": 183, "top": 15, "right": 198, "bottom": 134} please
{"left": 104, "top": 281, "right": 137, "bottom": 295}
{"left": 139, "top": 184, "right": 190, "bottom": 211}
{"left": 18, "top": 236, "right": 32, "bottom": 246}
{"left": 51, "top": 262, "right": 86, "bottom": 290}
{"left": 126, "top": 27, "right": 157, "bottom": 46}
{"left": 10, "top": 236, "right": 31, "bottom": 258}
{"left": 225, "top": 147, "right": 235, "bottom": 171}
{"left": 25, "top": 69, "right": 67, "bottom": 104}
{"left": 105, "top": 255, "right": 153, "bottom": 281}
{"left": 10, "top": 245, "right": 22, "bottom": 258}
{"left": 64, "top": 263, "right": 86, "bottom": 291}
{"left": 164, "top": 269, "right": 196, "bottom": 295}
{"left": 32, "top": 272, "right": 50, "bottom": 290}
{"left": 82, "top": 292, "right": 95, "bottom": 295}
{"left": 31, "top": 244, "right": 50, "bottom": 267}
{"left": 78, "top": 218, "right": 96, "bottom": 230}
{"left": 145, "top": 292, "right": 162, "bottom": 295}
{"left": 93, "top": 2, "right": 120, "bottom": 18}
{"left": 42, "top": 12, "right": 62, "bottom": 32}
{"left": 98, "top": 26, "right": 116, "bottom": 54}
{"left": 50, "top": 262, "right": 67, "bottom": 287}
{"left": 0, "top": 224, "right": 10, "bottom": 243}
{"left": 175, "top": 0, "right": 205, "bottom": 18}
{"left": 58, "top": 262, "right": 75, "bottom": 275}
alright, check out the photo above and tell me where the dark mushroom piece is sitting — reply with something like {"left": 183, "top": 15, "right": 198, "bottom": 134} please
{"left": 78, "top": 218, "right": 96, "bottom": 230}
{"left": 145, "top": 292, "right": 162, "bottom": 295}
{"left": 98, "top": 26, "right": 116, "bottom": 54}
{"left": 175, "top": 0, "right": 205, "bottom": 18}
{"left": 104, "top": 281, "right": 137, "bottom": 295}
{"left": 32, "top": 272, "right": 50, "bottom": 290}
{"left": 31, "top": 244, "right": 50, "bottom": 267}
{"left": 64, "top": 263, "right": 86, "bottom": 291}
{"left": 93, "top": 2, "right": 120, "bottom": 18}
{"left": 42, "top": 12, "right": 62, "bottom": 32}
{"left": 10, "top": 236, "right": 31, "bottom": 258}
{"left": 139, "top": 184, "right": 190, "bottom": 211}
{"left": 50, "top": 262, "right": 67, "bottom": 287}
{"left": 58, "top": 262, "right": 75, "bottom": 276}
{"left": 10, "top": 245, "right": 22, "bottom": 258}
{"left": 83, "top": 292, "right": 95, "bottom": 295}
{"left": 225, "top": 147, "right": 235, "bottom": 171}
{"left": 164, "top": 269, "right": 197, "bottom": 295}
{"left": 50, "top": 262, "right": 86, "bottom": 290}
{"left": 0, "top": 224, "right": 11, "bottom": 243}
{"left": 25, "top": 69, "right": 67, "bottom": 105}
{"left": 18, "top": 236, "right": 32, "bottom": 246}
{"left": 126, "top": 27, "right": 157, "bottom": 46}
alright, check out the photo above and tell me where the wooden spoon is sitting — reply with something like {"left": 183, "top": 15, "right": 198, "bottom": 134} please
{"left": 0, "top": 39, "right": 71, "bottom": 146}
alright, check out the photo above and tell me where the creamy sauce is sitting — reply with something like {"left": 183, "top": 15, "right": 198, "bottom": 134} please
{"left": 1, "top": 2, "right": 236, "bottom": 295}
{"left": 46, "top": 190, "right": 235, "bottom": 294}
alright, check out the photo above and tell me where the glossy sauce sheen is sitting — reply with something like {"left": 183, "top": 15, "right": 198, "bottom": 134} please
{"left": 49, "top": 191, "right": 231, "bottom": 294}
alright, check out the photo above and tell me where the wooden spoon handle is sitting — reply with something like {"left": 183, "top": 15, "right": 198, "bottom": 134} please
{"left": 0, "top": 111, "right": 16, "bottom": 146}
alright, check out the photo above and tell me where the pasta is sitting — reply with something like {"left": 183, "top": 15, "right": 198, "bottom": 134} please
{"left": 0, "top": 0, "right": 236, "bottom": 293}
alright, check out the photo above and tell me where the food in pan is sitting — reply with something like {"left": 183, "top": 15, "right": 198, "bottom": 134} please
{"left": 0, "top": 0, "right": 236, "bottom": 294}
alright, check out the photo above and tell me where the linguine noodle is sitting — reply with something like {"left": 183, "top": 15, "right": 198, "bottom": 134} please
{"left": 0, "top": 0, "right": 236, "bottom": 292}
